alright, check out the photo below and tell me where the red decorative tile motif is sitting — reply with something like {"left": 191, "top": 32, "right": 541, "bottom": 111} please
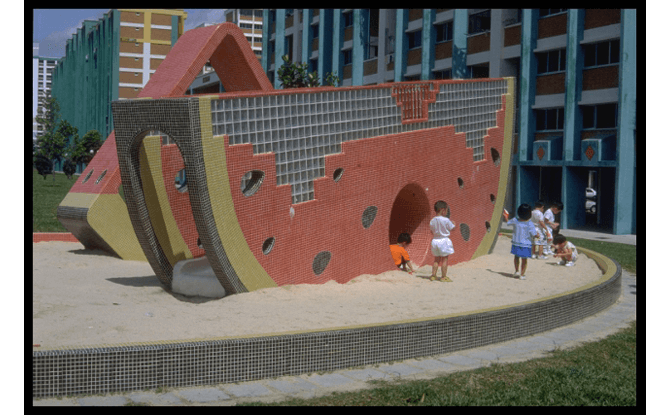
{"left": 585, "top": 145, "right": 595, "bottom": 161}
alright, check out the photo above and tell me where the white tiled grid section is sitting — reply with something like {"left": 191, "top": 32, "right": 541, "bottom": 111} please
{"left": 212, "top": 80, "right": 508, "bottom": 204}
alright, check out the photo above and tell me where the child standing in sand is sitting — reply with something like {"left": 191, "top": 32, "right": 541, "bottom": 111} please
{"left": 390, "top": 232, "right": 415, "bottom": 274}
{"left": 429, "top": 200, "right": 455, "bottom": 282}
{"left": 531, "top": 200, "right": 550, "bottom": 259}
{"left": 552, "top": 234, "right": 578, "bottom": 266}
{"left": 504, "top": 203, "right": 540, "bottom": 280}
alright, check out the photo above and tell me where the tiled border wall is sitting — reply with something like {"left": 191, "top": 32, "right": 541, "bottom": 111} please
{"left": 33, "top": 248, "right": 621, "bottom": 398}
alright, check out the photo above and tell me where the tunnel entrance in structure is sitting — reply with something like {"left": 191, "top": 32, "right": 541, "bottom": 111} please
{"left": 388, "top": 183, "right": 432, "bottom": 267}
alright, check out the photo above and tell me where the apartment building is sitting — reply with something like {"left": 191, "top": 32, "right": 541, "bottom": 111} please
{"left": 32, "top": 43, "right": 59, "bottom": 140}
{"left": 51, "top": 8, "right": 187, "bottom": 170}
{"left": 263, "top": 9, "right": 636, "bottom": 235}
{"left": 225, "top": 9, "right": 264, "bottom": 62}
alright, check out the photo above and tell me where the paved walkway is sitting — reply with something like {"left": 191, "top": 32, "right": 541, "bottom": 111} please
{"left": 33, "top": 232, "right": 636, "bottom": 406}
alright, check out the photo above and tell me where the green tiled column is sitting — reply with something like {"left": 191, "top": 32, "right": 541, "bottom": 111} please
{"left": 451, "top": 9, "right": 468, "bottom": 79}
{"left": 613, "top": 9, "right": 636, "bottom": 235}
{"left": 261, "top": 10, "right": 270, "bottom": 72}
{"left": 318, "top": 9, "right": 334, "bottom": 85}
{"left": 352, "top": 9, "right": 367, "bottom": 85}
{"left": 394, "top": 9, "right": 408, "bottom": 82}
{"left": 332, "top": 9, "right": 344, "bottom": 85}
{"left": 273, "top": 9, "right": 286, "bottom": 89}
{"left": 518, "top": 9, "right": 539, "bottom": 163}
{"left": 564, "top": 9, "right": 585, "bottom": 162}
{"left": 562, "top": 9, "right": 585, "bottom": 230}
{"left": 421, "top": 9, "right": 436, "bottom": 80}
{"left": 302, "top": 9, "right": 312, "bottom": 66}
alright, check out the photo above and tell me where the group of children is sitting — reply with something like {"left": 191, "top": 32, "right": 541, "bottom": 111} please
{"left": 389, "top": 198, "right": 577, "bottom": 282}
{"left": 505, "top": 200, "right": 578, "bottom": 279}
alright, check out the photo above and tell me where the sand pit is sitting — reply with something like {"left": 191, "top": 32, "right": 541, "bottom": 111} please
{"left": 33, "top": 237, "right": 603, "bottom": 349}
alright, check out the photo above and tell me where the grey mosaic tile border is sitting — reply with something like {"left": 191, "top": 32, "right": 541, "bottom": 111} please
{"left": 32, "top": 254, "right": 621, "bottom": 398}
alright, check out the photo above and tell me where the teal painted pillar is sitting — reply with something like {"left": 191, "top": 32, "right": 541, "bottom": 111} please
{"left": 274, "top": 9, "right": 286, "bottom": 89}
{"left": 564, "top": 9, "right": 584, "bottom": 162}
{"left": 516, "top": 166, "right": 539, "bottom": 210}
{"left": 518, "top": 9, "right": 539, "bottom": 163}
{"left": 421, "top": 9, "right": 436, "bottom": 80}
{"left": 261, "top": 10, "right": 270, "bottom": 73}
{"left": 452, "top": 9, "right": 468, "bottom": 79}
{"left": 302, "top": 9, "right": 312, "bottom": 65}
{"left": 561, "top": 165, "right": 588, "bottom": 230}
{"left": 352, "top": 9, "right": 367, "bottom": 85}
{"left": 171, "top": 15, "right": 180, "bottom": 46}
{"left": 318, "top": 9, "right": 334, "bottom": 85}
{"left": 332, "top": 10, "right": 343, "bottom": 85}
{"left": 561, "top": 9, "right": 585, "bottom": 231}
{"left": 394, "top": 9, "right": 408, "bottom": 82}
{"left": 613, "top": 9, "right": 636, "bottom": 235}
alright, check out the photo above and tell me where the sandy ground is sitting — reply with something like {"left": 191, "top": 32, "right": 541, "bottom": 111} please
{"left": 33, "top": 237, "right": 603, "bottom": 349}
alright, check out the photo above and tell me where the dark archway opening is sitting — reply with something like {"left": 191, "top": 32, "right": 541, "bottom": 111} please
{"left": 388, "top": 183, "right": 432, "bottom": 266}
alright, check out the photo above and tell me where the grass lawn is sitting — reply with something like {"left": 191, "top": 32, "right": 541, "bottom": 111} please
{"left": 32, "top": 169, "right": 77, "bottom": 232}
{"left": 242, "top": 322, "right": 636, "bottom": 406}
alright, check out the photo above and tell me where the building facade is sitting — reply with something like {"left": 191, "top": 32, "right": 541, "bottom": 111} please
{"left": 184, "top": 9, "right": 266, "bottom": 96}
{"left": 225, "top": 9, "right": 264, "bottom": 62}
{"left": 262, "top": 9, "right": 636, "bottom": 235}
{"left": 51, "top": 9, "right": 187, "bottom": 171}
{"left": 32, "top": 43, "right": 59, "bottom": 141}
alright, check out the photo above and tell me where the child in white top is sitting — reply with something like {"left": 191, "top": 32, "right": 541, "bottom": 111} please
{"left": 552, "top": 234, "right": 578, "bottom": 266}
{"left": 542, "top": 202, "right": 563, "bottom": 255}
{"left": 504, "top": 203, "right": 540, "bottom": 280}
{"left": 429, "top": 200, "right": 455, "bottom": 282}
{"left": 530, "top": 201, "right": 550, "bottom": 259}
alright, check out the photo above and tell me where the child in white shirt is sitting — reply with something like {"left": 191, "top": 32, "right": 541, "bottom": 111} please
{"left": 542, "top": 202, "right": 563, "bottom": 256}
{"left": 531, "top": 201, "right": 550, "bottom": 259}
{"left": 429, "top": 200, "right": 455, "bottom": 282}
{"left": 504, "top": 203, "right": 540, "bottom": 280}
{"left": 552, "top": 234, "right": 578, "bottom": 266}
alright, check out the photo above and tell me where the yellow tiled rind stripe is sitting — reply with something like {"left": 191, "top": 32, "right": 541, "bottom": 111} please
{"left": 471, "top": 77, "right": 516, "bottom": 260}
{"left": 139, "top": 136, "right": 192, "bottom": 267}
{"left": 198, "top": 96, "right": 277, "bottom": 291}
{"left": 59, "top": 192, "right": 147, "bottom": 261}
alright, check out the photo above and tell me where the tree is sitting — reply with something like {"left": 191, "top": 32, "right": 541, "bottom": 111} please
{"left": 277, "top": 55, "right": 340, "bottom": 89}
{"left": 62, "top": 159, "right": 77, "bottom": 180}
{"left": 34, "top": 154, "right": 54, "bottom": 179}
{"left": 68, "top": 129, "right": 103, "bottom": 172}
{"left": 36, "top": 120, "right": 78, "bottom": 182}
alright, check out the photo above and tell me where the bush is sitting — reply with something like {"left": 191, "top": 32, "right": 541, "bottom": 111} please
{"left": 62, "top": 159, "right": 77, "bottom": 179}
{"left": 34, "top": 154, "right": 53, "bottom": 180}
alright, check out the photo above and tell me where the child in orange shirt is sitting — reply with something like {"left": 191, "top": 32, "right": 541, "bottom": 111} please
{"left": 390, "top": 232, "right": 414, "bottom": 274}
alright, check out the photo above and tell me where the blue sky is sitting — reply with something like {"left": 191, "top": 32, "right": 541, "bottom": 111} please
{"left": 32, "top": 9, "right": 228, "bottom": 58}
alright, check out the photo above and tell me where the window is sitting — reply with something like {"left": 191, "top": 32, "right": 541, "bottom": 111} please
{"left": 435, "top": 21, "right": 453, "bottom": 43}
{"left": 408, "top": 30, "right": 422, "bottom": 49}
{"left": 285, "top": 35, "right": 293, "bottom": 61}
{"left": 536, "top": 108, "right": 565, "bottom": 131}
{"left": 537, "top": 49, "right": 566, "bottom": 74}
{"left": 582, "top": 104, "right": 618, "bottom": 129}
{"left": 469, "top": 10, "right": 491, "bottom": 35}
{"left": 584, "top": 39, "right": 620, "bottom": 68}
{"left": 434, "top": 69, "right": 452, "bottom": 79}
{"left": 467, "top": 64, "right": 489, "bottom": 79}
{"left": 343, "top": 11, "right": 353, "bottom": 27}
{"left": 343, "top": 49, "right": 353, "bottom": 65}
{"left": 539, "top": 9, "right": 567, "bottom": 18}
